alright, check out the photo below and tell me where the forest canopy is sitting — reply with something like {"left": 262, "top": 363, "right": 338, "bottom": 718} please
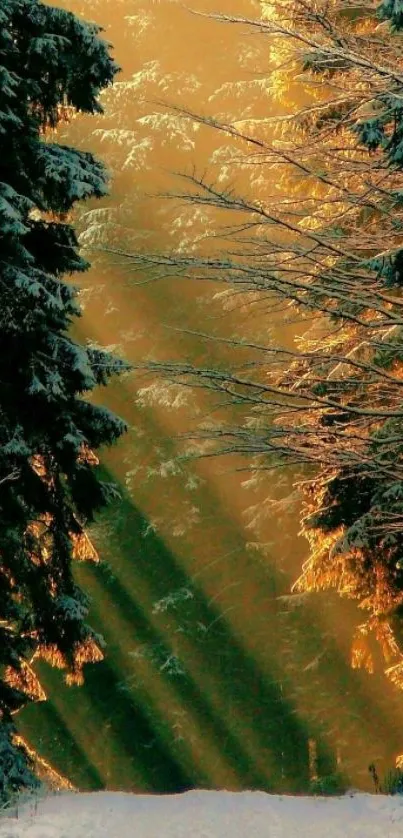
{"left": 6, "top": 0, "right": 403, "bottom": 800}
{"left": 120, "top": 0, "right": 403, "bottom": 696}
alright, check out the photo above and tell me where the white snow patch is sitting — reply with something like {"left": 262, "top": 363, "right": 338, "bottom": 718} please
{"left": 1, "top": 790, "right": 403, "bottom": 838}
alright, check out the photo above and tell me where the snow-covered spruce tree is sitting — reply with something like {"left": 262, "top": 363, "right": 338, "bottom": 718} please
{"left": 0, "top": 0, "right": 126, "bottom": 800}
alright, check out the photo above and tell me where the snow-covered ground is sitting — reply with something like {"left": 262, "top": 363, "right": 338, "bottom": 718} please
{"left": 1, "top": 790, "right": 403, "bottom": 838}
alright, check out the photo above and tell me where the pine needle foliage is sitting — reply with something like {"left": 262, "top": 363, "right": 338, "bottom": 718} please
{"left": 0, "top": 0, "right": 126, "bottom": 800}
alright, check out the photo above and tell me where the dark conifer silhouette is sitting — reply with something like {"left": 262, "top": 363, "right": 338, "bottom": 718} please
{"left": 0, "top": 0, "right": 126, "bottom": 799}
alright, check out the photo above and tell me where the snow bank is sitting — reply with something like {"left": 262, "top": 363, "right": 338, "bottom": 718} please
{"left": 0, "top": 791, "right": 403, "bottom": 838}
{"left": 1, "top": 790, "right": 403, "bottom": 838}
